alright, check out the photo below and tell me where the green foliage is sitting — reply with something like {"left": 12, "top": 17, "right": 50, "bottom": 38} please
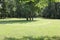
{"left": 0, "top": 0, "right": 60, "bottom": 19}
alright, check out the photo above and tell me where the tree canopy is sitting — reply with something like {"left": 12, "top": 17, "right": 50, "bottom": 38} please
{"left": 0, "top": 0, "right": 60, "bottom": 20}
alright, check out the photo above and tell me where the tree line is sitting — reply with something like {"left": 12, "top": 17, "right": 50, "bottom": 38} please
{"left": 0, "top": 0, "right": 60, "bottom": 20}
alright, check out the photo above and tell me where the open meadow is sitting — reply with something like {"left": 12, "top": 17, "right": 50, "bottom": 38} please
{"left": 0, "top": 18, "right": 60, "bottom": 40}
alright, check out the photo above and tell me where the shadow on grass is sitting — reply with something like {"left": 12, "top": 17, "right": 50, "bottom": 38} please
{"left": 4, "top": 36, "right": 60, "bottom": 40}
{"left": 41, "top": 17, "right": 60, "bottom": 20}
{"left": 0, "top": 20, "right": 37, "bottom": 24}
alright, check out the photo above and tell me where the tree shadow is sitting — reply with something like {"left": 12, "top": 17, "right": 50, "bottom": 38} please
{"left": 41, "top": 17, "right": 60, "bottom": 20}
{"left": 4, "top": 36, "right": 60, "bottom": 40}
{"left": 0, "top": 20, "right": 37, "bottom": 24}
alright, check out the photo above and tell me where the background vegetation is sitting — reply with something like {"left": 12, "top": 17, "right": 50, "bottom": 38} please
{"left": 0, "top": 0, "right": 60, "bottom": 20}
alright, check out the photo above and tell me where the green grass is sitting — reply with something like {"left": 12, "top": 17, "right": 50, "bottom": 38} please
{"left": 0, "top": 18, "right": 60, "bottom": 40}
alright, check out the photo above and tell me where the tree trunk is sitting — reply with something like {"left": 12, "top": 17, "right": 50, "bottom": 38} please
{"left": 31, "top": 12, "right": 33, "bottom": 21}
{"left": 29, "top": 13, "right": 31, "bottom": 21}
{"left": 26, "top": 17, "right": 28, "bottom": 21}
{"left": 26, "top": 14, "right": 29, "bottom": 21}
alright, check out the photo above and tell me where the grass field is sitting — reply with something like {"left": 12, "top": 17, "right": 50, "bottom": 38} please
{"left": 0, "top": 18, "right": 60, "bottom": 40}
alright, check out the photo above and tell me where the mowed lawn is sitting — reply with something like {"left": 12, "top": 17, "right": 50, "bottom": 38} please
{"left": 0, "top": 18, "right": 60, "bottom": 40}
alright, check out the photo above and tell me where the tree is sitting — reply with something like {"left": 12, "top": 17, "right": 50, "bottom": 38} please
{"left": 24, "top": 0, "right": 41, "bottom": 21}
{"left": 0, "top": 0, "right": 6, "bottom": 18}
{"left": 15, "top": 0, "right": 41, "bottom": 21}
